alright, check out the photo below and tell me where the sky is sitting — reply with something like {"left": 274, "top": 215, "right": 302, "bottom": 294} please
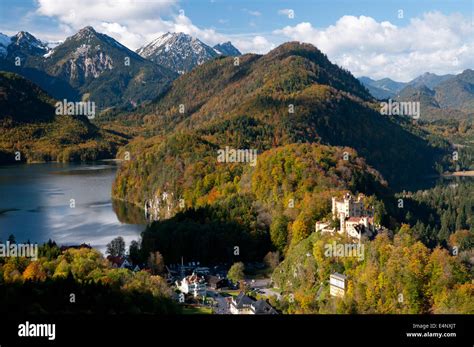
{"left": 0, "top": 0, "right": 472, "bottom": 81}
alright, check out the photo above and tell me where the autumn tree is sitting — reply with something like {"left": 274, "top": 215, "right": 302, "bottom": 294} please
{"left": 23, "top": 261, "right": 47, "bottom": 281}
{"left": 53, "top": 259, "right": 71, "bottom": 279}
{"left": 290, "top": 216, "right": 311, "bottom": 247}
{"left": 106, "top": 236, "right": 126, "bottom": 258}
{"left": 147, "top": 251, "right": 165, "bottom": 275}
{"left": 227, "top": 262, "right": 245, "bottom": 284}
{"left": 270, "top": 214, "right": 289, "bottom": 253}
{"left": 2, "top": 262, "right": 22, "bottom": 283}
{"left": 432, "top": 283, "right": 474, "bottom": 314}
{"left": 68, "top": 248, "right": 108, "bottom": 280}
{"left": 449, "top": 229, "right": 474, "bottom": 252}
{"left": 263, "top": 251, "right": 280, "bottom": 270}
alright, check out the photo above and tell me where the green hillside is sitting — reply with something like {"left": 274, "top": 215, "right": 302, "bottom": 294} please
{"left": 0, "top": 71, "right": 55, "bottom": 123}
{"left": 0, "top": 71, "right": 126, "bottom": 163}
{"left": 114, "top": 41, "right": 444, "bottom": 207}
{"left": 271, "top": 225, "right": 473, "bottom": 314}
{"left": 134, "top": 142, "right": 388, "bottom": 262}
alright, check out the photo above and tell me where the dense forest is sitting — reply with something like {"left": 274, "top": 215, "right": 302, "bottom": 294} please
{"left": 123, "top": 142, "right": 388, "bottom": 259}
{"left": 0, "top": 241, "right": 179, "bottom": 314}
{"left": 271, "top": 225, "right": 473, "bottom": 314}
{"left": 393, "top": 180, "right": 474, "bottom": 247}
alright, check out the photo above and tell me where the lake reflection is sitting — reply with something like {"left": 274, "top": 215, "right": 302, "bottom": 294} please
{"left": 0, "top": 162, "right": 146, "bottom": 254}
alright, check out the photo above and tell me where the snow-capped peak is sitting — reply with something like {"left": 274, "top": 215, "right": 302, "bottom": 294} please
{"left": 12, "top": 31, "right": 48, "bottom": 50}
{"left": 136, "top": 32, "right": 221, "bottom": 73}
{"left": 0, "top": 31, "right": 50, "bottom": 58}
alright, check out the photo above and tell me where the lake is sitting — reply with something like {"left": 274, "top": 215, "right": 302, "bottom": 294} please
{"left": 0, "top": 162, "right": 147, "bottom": 254}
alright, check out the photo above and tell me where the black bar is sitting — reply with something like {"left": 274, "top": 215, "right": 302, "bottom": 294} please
{"left": 1, "top": 314, "right": 472, "bottom": 346}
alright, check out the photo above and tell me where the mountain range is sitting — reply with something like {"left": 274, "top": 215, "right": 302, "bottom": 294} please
{"left": 0, "top": 31, "right": 49, "bottom": 60}
{"left": 358, "top": 72, "right": 456, "bottom": 100}
{"left": 1, "top": 26, "right": 470, "bottom": 120}
{"left": 358, "top": 76, "right": 406, "bottom": 99}
{"left": 213, "top": 42, "right": 242, "bottom": 57}
{"left": 0, "top": 27, "right": 467, "bottom": 185}
{"left": 136, "top": 32, "right": 240, "bottom": 74}
{"left": 113, "top": 41, "right": 445, "bottom": 215}
{"left": 359, "top": 71, "right": 474, "bottom": 119}
{"left": 0, "top": 27, "right": 240, "bottom": 110}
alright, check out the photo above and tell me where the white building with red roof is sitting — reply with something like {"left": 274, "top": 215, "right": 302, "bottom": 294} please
{"left": 316, "top": 193, "right": 378, "bottom": 240}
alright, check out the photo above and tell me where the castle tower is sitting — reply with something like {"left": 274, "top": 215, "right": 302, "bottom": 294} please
{"left": 339, "top": 212, "right": 346, "bottom": 234}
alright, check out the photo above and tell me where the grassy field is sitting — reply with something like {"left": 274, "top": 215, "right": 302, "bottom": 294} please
{"left": 219, "top": 290, "right": 241, "bottom": 298}
{"left": 182, "top": 305, "right": 213, "bottom": 315}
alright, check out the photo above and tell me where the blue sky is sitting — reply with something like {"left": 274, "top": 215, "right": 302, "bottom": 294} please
{"left": 1, "top": 0, "right": 471, "bottom": 37}
{"left": 183, "top": 0, "right": 471, "bottom": 32}
{"left": 0, "top": 0, "right": 472, "bottom": 80}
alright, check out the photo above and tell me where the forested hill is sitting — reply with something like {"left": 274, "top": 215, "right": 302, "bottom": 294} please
{"left": 135, "top": 142, "right": 389, "bottom": 262}
{"left": 0, "top": 71, "right": 56, "bottom": 123}
{"left": 114, "top": 41, "right": 444, "bottom": 208}
{"left": 0, "top": 72, "right": 126, "bottom": 163}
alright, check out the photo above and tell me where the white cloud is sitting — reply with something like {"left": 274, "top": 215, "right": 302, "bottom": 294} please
{"left": 99, "top": 22, "right": 144, "bottom": 50}
{"left": 34, "top": 0, "right": 269, "bottom": 53}
{"left": 35, "top": 0, "right": 178, "bottom": 49}
{"left": 232, "top": 35, "right": 275, "bottom": 54}
{"left": 274, "top": 12, "right": 474, "bottom": 81}
{"left": 243, "top": 9, "right": 261, "bottom": 17}
{"left": 36, "top": 0, "right": 177, "bottom": 26}
{"left": 278, "top": 9, "right": 294, "bottom": 17}
{"left": 31, "top": 2, "right": 473, "bottom": 80}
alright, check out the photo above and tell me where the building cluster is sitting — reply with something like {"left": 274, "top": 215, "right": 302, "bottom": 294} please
{"left": 176, "top": 272, "right": 232, "bottom": 298}
{"left": 315, "top": 194, "right": 379, "bottom": 299}
{"left": 315, "top": 193, "right": 378, "bottom": 240}
{"left": 176, "top": 273, "right": 207, "bottom": 297}
{"left": 229, "top": 292, "right": 278, "bottom": 315}
{"left": 171, "top": 261, "right": 278, "bottom": 314}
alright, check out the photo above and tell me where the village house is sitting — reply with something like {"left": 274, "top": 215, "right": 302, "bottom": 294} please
{"left": 205, "top": 275, "right": 230, "bottom": 290}
{"left": 106, "top": 256, "right": 140, "bottom": 271}
{"left": 106, "top": 255, "right": 124, "bottom": 268}
{"left": 329, "top": 272, "right": 347, "bottom": 298}
{"left": 176, "top": 273, "right": 207, "bottom": 298}
{"left": 229, "top": 292, "right": 278, "bottom": 315}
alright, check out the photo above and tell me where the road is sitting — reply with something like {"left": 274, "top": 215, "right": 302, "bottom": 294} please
{"left": 206, "top": 290, "right": 231, "bottom": 314}
{"left": 247, "top": 278, "right": 281, "bottom": 300}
